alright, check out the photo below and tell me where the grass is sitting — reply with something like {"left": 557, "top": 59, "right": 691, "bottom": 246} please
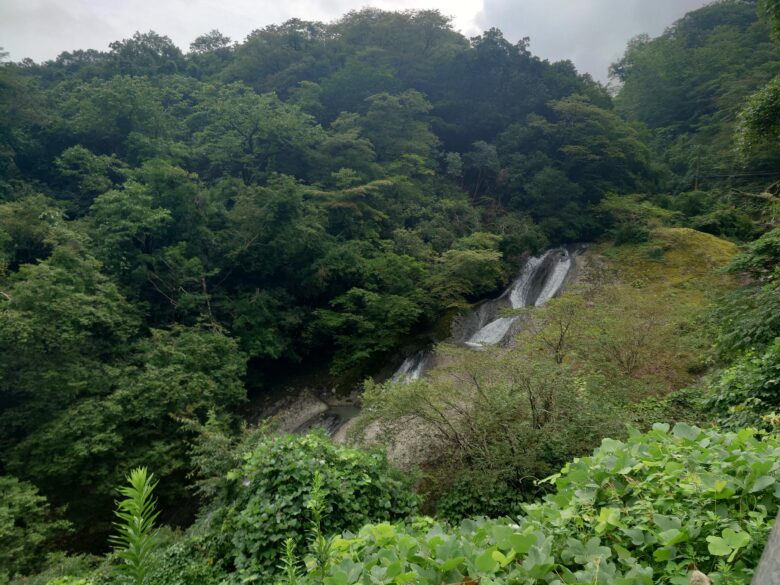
{"left": 597, "top": 227, "right": 738, "bottom": 308}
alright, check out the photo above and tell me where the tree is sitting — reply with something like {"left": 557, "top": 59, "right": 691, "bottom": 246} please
{"left": 312, "top": 286, "right": 423, "bottom": 373}
{"left": 360, "top": 90, "right": 439, "bottom": 164}
{"left": 525, "top": 294, "right": 586, "bottom": 364}
{"left": 0, "top": 476, "right": 71, "bottom": 580}
{"left": 736, "top": 75, "right": 780, "bottom": 159}
{"left": 464, "top": 141, "right": 499, "bottom": 201}
{"left": 189, "top": 30, "right": 232, "bottom": 54}
{"left": 190, "top": 83, "right": 324, "bottom": 182}
{"left": 759, "top": 0, "right": 780, "bottom": 40}
{"left": 87, "top": 181, "right": 172, "bottom": 288}
{"left": 55, "top": 145, "right": 126, "bottom": 213}
{"left": 109, "top": 31, "right": 185, "bottom": 76}
{"left": 426, "top": 247, "right": 504, "bottom": 307}
{"left": 52, "top": 76, "right": 171, "bottom": 160}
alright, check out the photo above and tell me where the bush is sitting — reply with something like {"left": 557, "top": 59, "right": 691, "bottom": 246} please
{"left": 361, "top": 347, "right": 626, "bottom": 518}
{"left": 0, "top": 477, "right": 71, "bottom": 582}
{"left": 298, "top": 424, "right": 780, "bottom": 585}
{"left": 146, "top": 537, "right": 227, "bottom": 585}
{"left": 212, "top": 432, "right": 418, "bottom": 583}
{"left": 708, "top": 340, "right": 780, "bottom": 429}
{"left": 613, "top": 222, "right": 650, "bottom": 245}
{"left": 5, "top": 553, "right": 97, "bottom": 585}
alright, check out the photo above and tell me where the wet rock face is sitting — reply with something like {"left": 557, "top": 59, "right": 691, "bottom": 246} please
{"left": 294, "top": 405, "right": 362, "bottom": 435}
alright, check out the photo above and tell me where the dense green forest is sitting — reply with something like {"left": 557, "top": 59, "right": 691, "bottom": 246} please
{"left": 1, "top": 0, "right": 780, "bottom": 583}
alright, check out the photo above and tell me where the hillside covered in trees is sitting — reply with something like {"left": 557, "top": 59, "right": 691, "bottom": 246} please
{"left": 1, "top": 0, "right": 780, "bottom": 584}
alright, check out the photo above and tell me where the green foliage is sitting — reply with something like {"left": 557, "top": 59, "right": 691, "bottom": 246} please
{"left": 0, "top": 477, "right": 71, "bottom": 582}
{"left": 708, "top": 340, "right": 780, "bottom": 429}
{"left": 598, "top": 194, "right": 679, "bottom": 244}
{"left": 737, "top": 74, "right": 780, "bottom": 158}
{"left": 759, "top": 0, "right": 780, "bottom": 40}
{"left": 5, "top": 553, "right": 98, "bottom": 585}
{"left": 709, "top": 229, "right": 779, "bottom": 374}
{"left": 612, "top": 0, "right": 780, "bottom": 182}
{"left": 707, "top": 227, "right": 780, "bottom": 429}
{"left": 109, "top": 467, "right": 160, "bottom": 585}
{"left": 312, "top": 286, "right": 424, "bottom": 374}
{"left": 298, "top": 425, "right": 780, "bottom": 585}
{"left": 209, "top": 433, "right": 418, "bottom": 583}
{"left": 728, "top": 226, "right": 780, "bottom": 280}
{"left": 427, "top": 248, "right": 504, "bottom": 307}
{"left": 144, "top": 536, "right": 227, "bottom": 585}
{"left": 361, "top": 346, "right": 626, "bottom": 517}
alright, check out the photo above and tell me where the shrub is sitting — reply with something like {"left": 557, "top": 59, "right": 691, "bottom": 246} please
{"left": 0, "top": 477, "right": 71, "bottom": 582}
{"left": 708, "top": 340, "right": 780, "bottom": 429}
{"left": 613, "top": 222, "right": 650, "bottom": 245}
{"left": 360, "top": 348, "right": 625, "bottom": 517}
{"left": 215, "top": 432, "right": 418, "bottom": 583}
{"left": 145, "top": 537, "right": 227, "bottom": 585}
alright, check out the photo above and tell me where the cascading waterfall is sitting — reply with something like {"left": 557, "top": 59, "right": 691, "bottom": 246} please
{"left": 393, "top": 247, "right": 576, "bottom": 381}
{"left": 464, "top": 252, "right": 550, "bottom": 348}
{"left": 465, "top": 248, "right": 572, "bottom": 348}
{"left": 392, "top": 351, "right": 432, "bottom": 382}
{"left": 533, "top": 251, "right": 573, "bottom": 307}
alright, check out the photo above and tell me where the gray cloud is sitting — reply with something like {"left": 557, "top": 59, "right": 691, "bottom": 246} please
{"left": 476, "top": 0, "right": 711, "bottom": 81}
{"left": 1, "top": 0, "right": 710, "bottom": 80}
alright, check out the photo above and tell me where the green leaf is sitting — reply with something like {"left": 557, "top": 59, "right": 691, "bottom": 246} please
{"left": 722, "top": 528, "right": 750, "bottom": 549}
{"left": 509, "top": 533, "right": 537, "bottom": 554}
{"left": 491, "top": 525, "right": 514, "bottom": 550}
{"left": 595, "top": 507, "right": 621, "bottom": 533}
{"left": 658, "top": 528, "right": 688, "bottom": 546}
{"left": 672, "top": 423, "right": 701, "bottom": 441}
{"left": 475, "top": 549, "right": 499, "bottom": 574}
{"left": 706, "top": 536, "right": 732, "bottom": 556}
{"left": 523, "top": 546, "right": 555, "bottom": 579}
{"left": 439, "top": 556, "right": 466, "bottom": 572}
{"left": 492, "top": 549, "right": 515, "bottom": 567}
{"left": 750, "top": 475, "right": 776, "bottom": 493}
{"left": 324, "top": 572, "right": 349, "bottom": 585}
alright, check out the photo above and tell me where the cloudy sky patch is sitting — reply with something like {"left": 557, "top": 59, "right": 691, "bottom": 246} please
{"left": 1, "top": 0, "right": 710, "bottom": 81}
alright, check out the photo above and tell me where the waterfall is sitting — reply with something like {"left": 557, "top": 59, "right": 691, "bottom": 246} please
{"left": 392, "top": 351, "right": 432, "bottom": 382}
{"left": 534, "top": 251, "right": 572, "bottom": 306}
{"left": 392, "top": 246, "right": 578, "bottom": 380}
{"left": 465, "top": 248, "right": 572, "bottom": 348}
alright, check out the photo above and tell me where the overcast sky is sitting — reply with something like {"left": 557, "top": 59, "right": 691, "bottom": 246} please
{"left": 1, "top": 0, "right": 711, "bottom": 81}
